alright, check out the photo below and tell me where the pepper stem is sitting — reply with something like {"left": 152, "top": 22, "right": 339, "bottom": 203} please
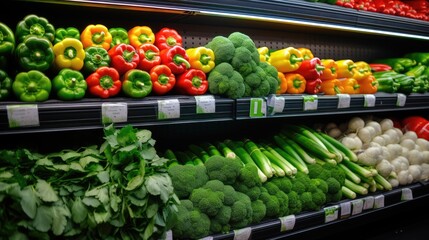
{"left": 123, "top": 50, "right": 136, "bottom": 62}
{"left": 290, "top": 54, "right": 303, "bottom": 65}
{"left": 145, "top": 50, "right": 157, "bottom": 60}
{"left": 315, "top": 64, "right": 325, "bottom": 72}
{"left": 166, "top": 36, "right": 177, "bottom": 47}
{"left": 192, "top": 76, "right": 202, "bottom": 88}
{"left": 100, "top": 75, "right": 114, "bottom": 89}
{"left": 158, "top": 74, "right": 170, "bottom": 85}
{"left": 174, "top": 55, "right": 190, "bottom": 69}
{"left": 92, "top": 31, "right": 105, "bottom": 44}
{"left": 200, "top": 54, "right": 211, "bottom": 65}
{"left": 293, "top": 79, "right": 303, "bottom": 89}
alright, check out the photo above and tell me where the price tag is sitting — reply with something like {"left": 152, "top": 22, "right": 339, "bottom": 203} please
{"left": 165, "top": 230, "right": 173, "bottom": 240}
{"left": 324, "top": 205, "right": 339, "bottom": 223}
{"left": 363, "top": 196, "right": 375, "bottom": 210}
{"left": 364, "top": 94, "right": 376, "bottom": 107}
{"left": 233, "top": 227, "right": 251, "bottom": 240}
{"left": 351, "top": 199, "right": 363, "bottom": 215}
{"left": 195, "top": 95, "right": 215, "bottom": 114}
{"left": 249, "top": 98, "right": 266, "bottom": 118}
{"left": 401, "top": 188, "right": 413, "bottom": 201}
{"left": 7, "top": 104, "right": 40, "bottom": 128}
{"left": 303, "top": 95, "right": 318, "bottom": 111}
{"left": 279, "top": 215, "right": 296, "bottom": 232}
{"left": 267, "top": 94, "right": 285, "bottom": 115}
{"left": 396, "top": 93, "right": 406, "bottom": 107}
{"left": 200, "top": 236, "right": 213, "bottom": 240}
{"left": 337, "top": 94, "right": 351, "bottom": 109}
{"left": 374, "top": 195, "right": 385, "bottom": 209}
{"left": 340, "top": 201, "right": 351, "bottom": 219}
{"left": 101, "top": 102, "right": 128, "bottom": 124}
{"left": 158, "top": 99, "right": 180, "bottom": 119}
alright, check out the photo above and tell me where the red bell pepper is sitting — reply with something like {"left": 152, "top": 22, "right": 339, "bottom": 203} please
{"left": 86, "top": 66, "right": 122, "bottom": 98}
{"left": 293, "top": 57, "right": 325, "bottom": 80}
{"left": 155, "top": 27, "right": 183, "bottom": 51}
{"left": 149, "top": 64, "right": 175, "bottom": 95}
{"left": 137, "top": 43, "right": 161, "bottom": 72}
{"left": 305, "top": 78, "right": 322, "bottom": 94}
{"left": 160, "top": 45, "right": 190, "bottom": 75}
{"left": 175, "top": 68, "right": 208, "bottom": 95}
{"left": 108, "top": 43, "right": 139, "bottom": 75}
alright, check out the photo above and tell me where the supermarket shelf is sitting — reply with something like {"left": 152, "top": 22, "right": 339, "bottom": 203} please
{"left": 208, "top": 182, "right": 429, "bottom": 240}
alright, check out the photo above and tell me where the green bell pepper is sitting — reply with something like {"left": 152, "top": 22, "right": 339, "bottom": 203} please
{"left": 54, "top": 27, "right": 81, "bottom": 44}
{"left": 122, "top": 69, "right": 152, "bottom": 98}
{"left": 15, "top": 14, "right": 55, "bottom": 43}
{"left": 395, "top": 75, "right": 414, "bottom": 94}
{"left": 405, "top": 64, "right": 426, "bottom": 78}
{"left": 13, "top": 70, "right": 52, "bottom": 102}
{"left": 376, "top": 77, "right": 400, "bottom": 93}
{"left": 53, "top": 68, "right": 87, "bottom": 100}
{"left": 412, "top": 75, "right": 429, "bottom": 93}
{"left": 16, "top": 35, "right": 54, "bottom": 72}
{"left": 373, "top": 58, "right": 416, "bottom": 73}
{"left": 83, "top": 46, "right": 111, "bottom": 74}
{"left": 109, "top": 27, "right": 130, "bottom": 48}
{"left": 404, "top": 52, "right": 429, "bottom": 66}
{"left": 0, "top": 69, "right": 12, "bottom": 100}
{"left": 0, "top": 22, "right": 15, "bottom": 55}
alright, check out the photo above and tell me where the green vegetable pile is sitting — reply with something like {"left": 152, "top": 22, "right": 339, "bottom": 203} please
{"left": 0, "top": 124, "right": 179, "bottom": 239}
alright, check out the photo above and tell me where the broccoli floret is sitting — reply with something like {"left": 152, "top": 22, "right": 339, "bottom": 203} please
{"left": 207, "top": 62, "right": 245, "bottom": 99}
{"left": 168, "top": 164, "right": 209, "bottom": 199}
{"left": 270, "top": 177, "right": 293, "bottom": 194}
{"left": 259, "top": 61, "right": 279, "bottom": 94}
{"left": 326, "top": 177, "right": 341, "bottom": 194}
{"left": 326, "top": 189, "right": 343, "bottom": 203}
{"left": 307, "top": 163, "right": 324, "bottom": 179}
{"left": 190, "top": 187, "right": 224, "bottom": 216}
{"left": 206, "top": 35, "right": 235, "bottom": 64}
{"left": 243, "top": 66, "right": 270, "bottom": 97}
{"left": 300, "top": 191, "right": 317, "bottom": 211}
{"left": 229, "top": 191, "right": 253, "bottom": 229}
{"left": 287, "top": 190, "right": 302, "bottom": 215}
{"left": 234, "top": 184, "right": 262, "bottom": 201}
{"left": 204, "top": 155, "right": 243, "bottom": 185}
{"left": 325, "top": 164, "right": 346, "bottom": 186}
{"left": 210, "top": 205, "right": 232, "bottom": 234}
{"left": 292, "top": 172, "right": 312, "bottom": 192}
{"left": 263, "top": 181, "right": 281, "bottom": 195}
{"left": 236, "top": 163, "right": 262, "bottom": 188}
{"left": 291, "top": 180, "right": 307, "bottom": 195}
{"left": 276, "top": 191, "right": 290, "bottom": 217}
{"left": 251, "top": 199, "right": 266, "bottom": 224}
{"left": 228, "top": 32, "right": 260, "bottom": 63}
{"left": 311, "top": 189, "right": 327, "bottom": 208}
{"left": 180, "top": 199, "right": 194, "bottom": 211}
{"left": 172, "top": 200, "right": 211, "bottom": 239}
{"left": 231, "top": 46, "right": 257, "bottom": 77}
{"left": 202, "top": 179, "right": 236, "bottom": 206}
{"left": 259, "top": 190, "right": 280, "bottom": 218}
{"left": 311, "top": 178, "right": 328, "bottom": 194}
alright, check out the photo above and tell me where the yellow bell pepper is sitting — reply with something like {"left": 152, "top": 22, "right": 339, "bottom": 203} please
{"left": 269, "top": 47, "right": 303, "bottom": 73}
{"left": 128, "top": 26, "right": 155, "bottom": 49}
{"left": 186, "top": 47, "right": 215, "bottom": 73}
{"left": 258, "top": 46, "right": 270, "bottom": 63}
{"left": 53, "top": 38, "right": 85, "bottom": 71}
{"left": 353, "top": 61, "right": 372, "bottom": 81}
{"left": 298, "top": 47, "right": 314, "bottom": 60}
{"left": 81, "top": 24, "right": 112, "bottom": 50}
{"left": 338, "top": 78, "right": 360, "bottom": 94}
{"left": 336, "top": 59, "right": 356, "bottom": 78}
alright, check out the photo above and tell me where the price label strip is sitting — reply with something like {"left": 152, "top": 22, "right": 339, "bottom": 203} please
{"left": 374, "top": 195, "right": 385, "bottom": 209}
{"left": 279, "top": 215, "right": 296, "bottom": 232}
{"left": 303, "top": 95, "right": 318, "bottom": 111}
{"left": 351, "top": 199, "right": 364, "bottom": 215}
{"left": 364, "top": 94, "right": 376, "bottom": 107}
{"left": 396, "top": 93, "right": 406, "bottom": 107}
{"left": 233, "top": 227, "right": 252, "bottom": 240}
{"left": 195, "top": 95, "right": 215, "bottom": 114}
{"left": 337, "top": 94, "right": 351, "bottom": 109}
{"left": 324, "top": 205, "right": 339, "bottom": 223}
{"left": 157, "top": 99, "right": 180, "bottom": 120}
{"left": 267, "top": 94, "right": 285, "bottom": 116}
{"left": 363, "top": 196, "right": 375, "bottom": 210}
{"left": 101, "top": 102, "right": 128, "bottom": 124}
{"left": 249, "top": 98, "right": 266, "bottom": 118}
{"left": 7, "top": 104, "right": 40, "bottom": 128}
{"left": 401, "top": 188, "right": 413, "bottom": 201}
{"left": 340, "top": 201, "right": 351, "bottom": 219}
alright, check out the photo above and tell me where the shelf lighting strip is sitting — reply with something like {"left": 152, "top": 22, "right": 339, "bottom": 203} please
{"left": 25, "top": 0, "right": 429, "bottom": 40}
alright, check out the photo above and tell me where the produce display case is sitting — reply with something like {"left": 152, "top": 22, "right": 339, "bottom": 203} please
{"left": 3, "top": 0, "right": 429, "bottom": 239}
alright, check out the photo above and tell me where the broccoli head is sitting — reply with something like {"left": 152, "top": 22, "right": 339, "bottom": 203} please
{"left": 234, "top": 183, "right": 262, "bottom": 201}
{"left": 251, "top": 199, "right": 266, "bottom": 224}
{"left": 276, "top": 191, "right": 290, "bottom": 217}
{"left": 326, "top": 189, "right": 343, "bottom": 203}
{"left": 259, "top": 190, "right": 280, "bottom": 218}
{"left": 307, "top": 163, "right": 324, "bottom": 179}
{"left": 203, "top": 180, "right": 237, "bottom": 206}
{"left": 259, "top": 62, "right": 279, "bottom": 94}
{"left": 204, "top": 155, "right": 243, "bottom": 185}
{"left": 300, "top": 191, "right": 317, "bottom": 211}
{"left": 228, "top": 32, "right": 260, "bottom": 63}
{"left": 206, "top": 35, "right": 235, "bottom": 64}
{"left": 270, "top": 177, "right": 293, "bottom": 193}
{"left": 210, "top": 205, "right": 232, "bottom": 234}
{"left": 168, "top": 164, "right": 209, "bottom": 199}
{"left": 190, "top": 187, "right": 225, "bottom": 216}
{"left": 243, "top": 66, "right": 270, "bottom": 97}
{"left": 172, "top": 200, "right": 211, "bottom": 239}
{"left": 311, "top": 178, "right": 328, "bottom": 194}
{"left": 207, "top": 62, "right": 245, "bottom": 99}
{"left": 326, "top": 177, "right": 341, "bottom": 194}
{"left": 287, "top": 190, "right": 302, "bottom": 214}
{"left": 311, "top": 189, "right": 327, "bottom": 208}
{"left": 263, "top": 181, "right": 281, "bottom": 195}
{"left": 236, "top": 163, "right": 262, "bottom": 188}
{"left": 229, "top": 191, "right": 253, "bottom": 229}
{"left": 231, "top": 46, "right": 258, "bottom": 77}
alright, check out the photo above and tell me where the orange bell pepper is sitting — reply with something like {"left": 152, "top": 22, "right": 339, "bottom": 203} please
{"left": 320, "top": 78, "right": 342, "bottom": 95}
{"left": 128, "top": 26, "right": 155, "bottom": 49}
{"left": 339, "top": 78, "right": 360, "bottom": 94}
{"left": 81, "top": 24, "right": 112, "bottom": 51}
{"left": 284, "top": 73, "right": 306, "bottom": 94}
{"left": 320, "top": 59, "right": 338, "bottom": 80}
{"left": 358, "top": 75, "right": 378, "bottom": 94}
{"left": 276, "top": 71, "right": 288, "bottom": 94}
{"left": 298, "top": 47, "right": 314, "bottom": 60}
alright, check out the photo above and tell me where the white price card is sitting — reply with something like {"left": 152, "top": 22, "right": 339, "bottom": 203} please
{"left": 233, "top": 227, "right": 252, "bottom": 240}
{"left": 101, "top": 102, "right": 128, "bottom": 124}
{"left": 195, "top": 95, "right": 215, "bottom": 114}
{"left": 340, "top": 201, "right": 351, "bottom": 219}
{"left": 200, "top": 237, "right": 213, "bottom": 240}
{"left": 7, "top": 104, "right": 40, "bottom": 128}
{"left": 351, "top": 199, "right": 363, "bottom": 215}
{"left": 303, "top": 95, "right": 318, "bottom": 111}
{"left": 364, "top": 94, "right": 376, "bottom": 107}
{"left": 401, "top": 188, "right": 413, "bottom": 201}
{"left": 337, "top": 94, "right": 351, "bottom": 109}
{"left": 267, "top": 94, "right": 285, "bottom": 115}
{"left": 324, "top": 205, "right": 339, "bottom": 223}
{"left": 279, "top": 215, "right": 296, "bottom": 232}
{"left": 157, "top": 99, "right": 180, "bottom": 120}
{"left": 396, "top": 93, "right": 406, "bottom": 107}
{"left": 374, "top": 195, "right": 385, "bottom": 209}
{"left": 363, "top": 196, "right": 375, "bottom": 210}
{"left": 249, "top": 98, "right": 266, "bottom": 118}
{"left": 164, "top": 230, "right": 173, "bottom": 240}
